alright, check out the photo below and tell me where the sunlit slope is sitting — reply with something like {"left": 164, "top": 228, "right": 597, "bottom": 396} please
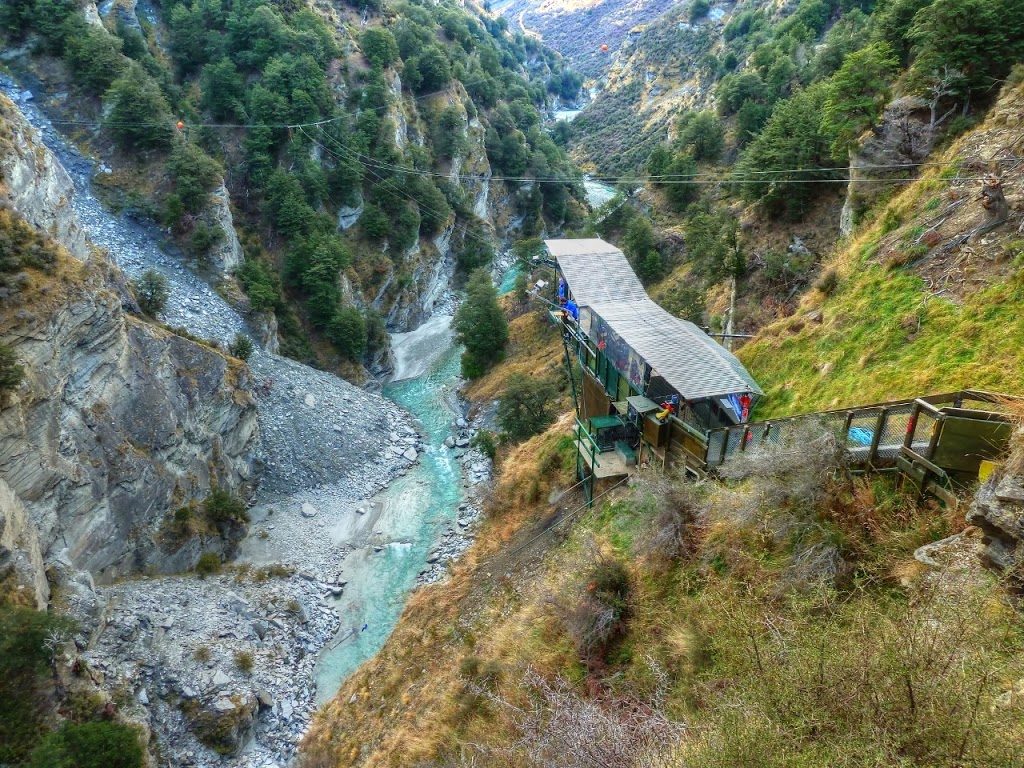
{"left": 740, "top": 78, "right": 1024, "bottom": 418}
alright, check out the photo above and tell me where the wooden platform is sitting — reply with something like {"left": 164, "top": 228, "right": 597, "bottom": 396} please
{"left": 576, "top": 439, "right": 633, "bottom": 479}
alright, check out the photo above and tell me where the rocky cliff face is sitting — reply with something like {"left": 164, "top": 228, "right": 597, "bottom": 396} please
{"left": 968, "top": 430, "right": 1024, "bottom": 578}
{"left": 0, "top": 96, "right": 89, "bottom": 259}
{"left": 840, "top": 97, "right": 936, "bottom": 236}
{"left": 0, "top": 98, "right": 260, "bottom": 587}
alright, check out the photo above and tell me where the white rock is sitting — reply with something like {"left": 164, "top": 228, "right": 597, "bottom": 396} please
{"left": 213, "top": 696, "right": 236, "bottom": 712}
{"left": 212, "top": 669, "right": 231, "bottom": 687}
{"left": 301, "top": 502, "right": 318, "bottom": 518}
{"left": 403, "top": 447, "right": 419, "bottom": 462}
{"left": 304, "top": 393, "right": 316, "bottom": 407}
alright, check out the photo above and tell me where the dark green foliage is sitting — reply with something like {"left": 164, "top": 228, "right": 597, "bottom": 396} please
{"left": 359, "top": 204, "right": 390, "bottom": 241}
{"left": 361, "top": 28, "right": 399, "bottom": 68}
{"left": 735, "top": 99, "right": 771, "bottom": 146}
{"left": 456, "top": 226, "right": 494, "bottom": 274}
{"left": 689, "top": 0, "right": 711, "bottom": 22}
{"left": 0, "top": 344, "right": 25, "bottom": 395}
{"left": 906, "top": 0, "right": 1024, "bottom": 103}
{"left": 685, "top": 209, "right": 744, "bottom": 284}
{"left": 621, "top": 217, "right": 663, "bottom": 284}
{"left": 229, "top": 334, "right": 254, "bottom": 361}
{"left": 404, "top": 45, "right": 452, "bottom": 94}
{"left": 29, "top": 721, "right": 144, "bottom": 768}
{"left": 734, "top": 84, "right": 841, "bottom": 219}
{"left": 647, "top": 147, "right": 699, "bottom": 212}
{"left": 237, "top": 257, "right": 283, "bottom": 312}
{"left": 471, "top": 429, "right": 497, "bottom": 459}
{"left": 717, "top": 72, "right": 768, "bottom": 115}
{"left": 62, "top": 20, "right": 128, "bottom": 94}
{"left": 200, "top": 58, "right": 247, "bottom": 121}
{"left": 675, "top": 111, "right": 725, "bottom": 162}
{"left": 104, "top": 65, "right": 174, "bottom": 150}
{"left": 822, "top": 43, "right": 898, "bottom": 155}
{"left": 661, "top": 282, "right": 706, "bottom": 324}
{"left": 497, "top": 374, "right": 557, "bottom": 441}
{"left": 167, "top": 141, "right": 222, "bottom": 216}
{"left": 0, "top": 607, "right": 73, "bottom": 764}
{"left": 327, "top": 305, "right": 367, "bottom": 360}
{"left": 202, "top": 487, "right": 248, "bottom": 526}
{"left": 454, "top": 269, "right": 507, "bottom": 378}
{"left": 187, "top": 221, "right": 222, "bottom": 257}
{"left": 432, "top": 107, "right": 467, "bottom": 161}
{"left": 132, "top": 269, "right": 170, "bottom": 316}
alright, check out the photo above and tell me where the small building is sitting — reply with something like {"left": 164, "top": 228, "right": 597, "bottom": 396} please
{"left": 544, "top": 238, "right": 763, "bottom": 485}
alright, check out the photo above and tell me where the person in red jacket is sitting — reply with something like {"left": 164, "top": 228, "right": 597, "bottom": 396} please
{"left": 739, "top": 392, "right": 751, "bottom": 422}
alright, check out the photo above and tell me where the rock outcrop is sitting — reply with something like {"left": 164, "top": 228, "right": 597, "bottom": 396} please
{"left": 0, "top": 94, "right": 89, "bottom": 258}
{"left": 967, "top": 431, "right": 1024, "bottom": 577}
{"left": 0, "top": 97, "right": 260, "bottom": 584}
{"left": 201, "top": 182, "right": 245, "bottom": 275}
{"left": 841, "top": 96, "right": 936, "bottom": 236}
{"left": 0, "top": 476, "right": 49, "bottom": 608}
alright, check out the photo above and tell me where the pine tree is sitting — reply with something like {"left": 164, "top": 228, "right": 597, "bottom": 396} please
{"left": 454, "top": 269, "right": 508, "bottom": 378}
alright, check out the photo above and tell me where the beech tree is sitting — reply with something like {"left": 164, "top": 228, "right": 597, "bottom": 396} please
{"left": 821, "top": 43, "right": 899, "bottom": 155}
{"left": 454, "top": 269, "right": 507, "bottom": 378}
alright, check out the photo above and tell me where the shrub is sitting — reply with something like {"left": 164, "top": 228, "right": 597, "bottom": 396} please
{"left": 676, "top": 111, "right": 724, "bottom": 162}
{"left": 193, "top": 645, "right": 212, "bottom": 663}
{"left": 361, "top": 28, "right": 399, "bottom": 68}
{"left": 195, "top": 552, "right": 222, "bottom": 577}
{"left": 815, "top": 268, "right": 840, "bottom": 296}
{"left": 0, "top": 343, "right": 25, "bottom": 396}
{"left": 327, "top": 306, "right": 367, "bottom": 361}
{"left": 29, "top": 721, "right": 144, "bottom": 768}
{"left": 202, "top": 488, "right": 248, "bottom": 527}
{"left": 0, "top": 607, "right": 74, "bottom": 764}
{"left": 633, "top": 476, "right": 707, "bottom": 562}
{"left": 228, "top": 334, "right": 254, "bottom": 361}
{"left": 689, "top": 0, "right": 711, "bottom": 22}
{"left": 233, "top": 650, "right": 254, "bottom": 674}
{"left": 131, "top": 269, "right": 169, "bottom": 316}
{"left": 498, "top": 375, "right": 557, "bottom": 442}
{"left": 555, "top": 551, "right": 631, "bottom": 663}
{"left": 167, "top": 141, "right": 222, "bottom": 215}
{"left": 471, "top": 429, "right": 497, "bottom": 459}
{"left": 63, "top": 19, "right": 127, "bottom": 94}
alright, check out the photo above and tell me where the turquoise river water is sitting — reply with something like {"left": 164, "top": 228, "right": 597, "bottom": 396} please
{"left": 313, "top": 338, "right": 464, "bottom": 702}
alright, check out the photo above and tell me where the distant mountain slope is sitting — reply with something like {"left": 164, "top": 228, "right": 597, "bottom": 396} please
{"left": 496, "top": 0, "right": 678, "bottom": 81}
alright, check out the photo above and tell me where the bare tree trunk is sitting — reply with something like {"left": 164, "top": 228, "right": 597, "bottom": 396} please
{"left": 979, "top": 174, "right": 1009, "bottom": 234}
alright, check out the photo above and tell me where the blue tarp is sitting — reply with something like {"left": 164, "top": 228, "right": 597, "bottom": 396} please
{"left": 848, "top": 427, "right": 874, "bottom": 446}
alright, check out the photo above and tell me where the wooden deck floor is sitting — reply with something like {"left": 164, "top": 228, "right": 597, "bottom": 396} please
{"left": 576, "top": 440, "right": 633, "bottom": 478}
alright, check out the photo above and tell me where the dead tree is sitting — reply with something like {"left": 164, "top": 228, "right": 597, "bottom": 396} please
{"left": 978, "top": 174, "right": 1009, "bottom": 234}
{"left": 925, "top": 66, "right": 964, "bottom": 135}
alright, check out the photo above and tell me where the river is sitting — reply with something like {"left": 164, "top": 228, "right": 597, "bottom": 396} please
{"left": 313, "top": 315, "right": 466, "bottom": 703}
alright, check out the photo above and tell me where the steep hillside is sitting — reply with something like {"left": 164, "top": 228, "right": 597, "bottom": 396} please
{"left": 0, "top": 94, "right": 259, "bottom": 585}
{"left": 740, "top": 76, "right": 1024, "bottom": 416}
{"left": 298, "top": 63, "right": 1024, "bottom": 768}
{"left": 496, "top": 0, "right": 677, "bottom": 81}
{"left": 1, "top": 0, "right": 584, "bottom": 379}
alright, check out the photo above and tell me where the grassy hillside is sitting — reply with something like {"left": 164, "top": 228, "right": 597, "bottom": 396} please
{"left": 740, "top": 77, "right": 1024, "bottom": 417}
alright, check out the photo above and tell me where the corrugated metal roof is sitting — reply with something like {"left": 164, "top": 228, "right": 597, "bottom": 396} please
{"left": 545, "top": 238, "right": 648, "bottom": 306}
{"left": 550, "top": 237, "right": 762, "bottom": 401}
{"left": 587, "top": 299, "right": 763, "bottom": 400}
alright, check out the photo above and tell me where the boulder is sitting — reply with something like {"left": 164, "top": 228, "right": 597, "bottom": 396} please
{"left": 967, "top": 442, "right": 1024, "bottom": 576}
{"left": 188, "top": 692, "right": 258, "bottom": 756}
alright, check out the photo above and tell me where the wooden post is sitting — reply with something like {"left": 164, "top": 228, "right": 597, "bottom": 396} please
{"left": 904, "top": 404, "right": 920, "bottom": 450}
{"left": 868, "top": 408, "right": 887, "bottom": 464}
